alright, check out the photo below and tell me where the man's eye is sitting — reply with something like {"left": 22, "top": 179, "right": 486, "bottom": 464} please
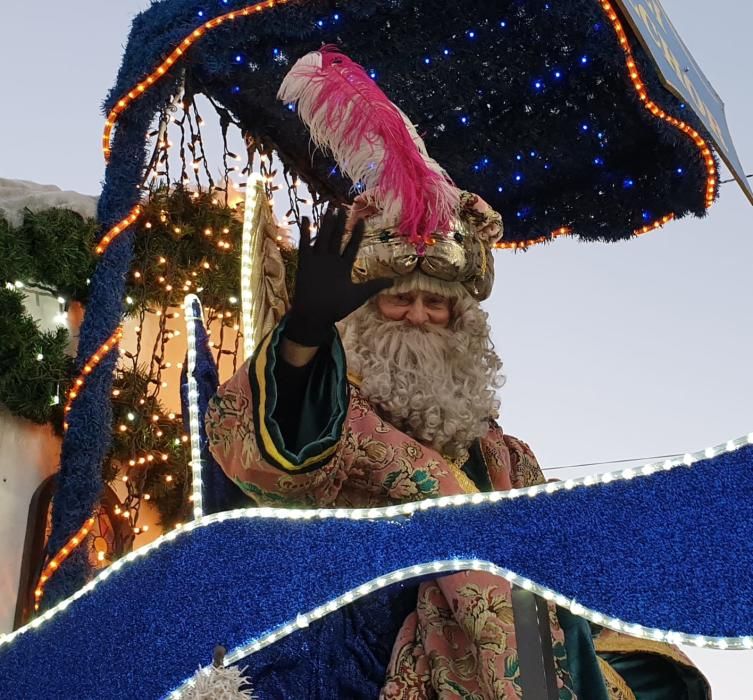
{"left": 394, "top": 295, "right": 412, "bottom": 304}
{"left": 426, "top": 297, "right": 446, "bottom": 307}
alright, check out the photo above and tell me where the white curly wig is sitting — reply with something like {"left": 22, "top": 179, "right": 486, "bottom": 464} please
{"left": 338, "top": 273, "right": 504, "bottom": 459}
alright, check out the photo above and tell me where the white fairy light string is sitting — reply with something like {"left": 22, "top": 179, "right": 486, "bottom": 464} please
{"left": 183, "top": 293, "right": 206, "bottom": 520}
{"left": 1, "top": 430, "right": 750, "bottom": 668}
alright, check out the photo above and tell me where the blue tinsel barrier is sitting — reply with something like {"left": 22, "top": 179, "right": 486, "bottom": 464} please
{"left": 2, "top": 444, "right": 751, "bottom": 698}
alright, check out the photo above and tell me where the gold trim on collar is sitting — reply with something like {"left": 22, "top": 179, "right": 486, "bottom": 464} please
{"left": 444, "top": 453, "right": 479, "bottom": 494}
{"left": 597, "top": 657, "right": 636, "bottom": 700}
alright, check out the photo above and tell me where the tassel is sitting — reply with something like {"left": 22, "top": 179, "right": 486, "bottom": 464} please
{"left": 278, "top": 46, "right": 459, "bottom": 246}
{"left": 180, "top": 646, "right": 256, "bottom": 700}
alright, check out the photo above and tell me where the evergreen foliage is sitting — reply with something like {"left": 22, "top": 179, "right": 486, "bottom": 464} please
{"left": 0, "top": 288, "right": 72, "bottom": 428}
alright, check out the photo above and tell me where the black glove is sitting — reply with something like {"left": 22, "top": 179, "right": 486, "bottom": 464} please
{"left": 284, "top": 207, "right": 393, "bottom": 346}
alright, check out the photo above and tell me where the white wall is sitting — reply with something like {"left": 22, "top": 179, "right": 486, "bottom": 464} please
{"left": 0, "top": 291, "right": 63, "bottom": 632}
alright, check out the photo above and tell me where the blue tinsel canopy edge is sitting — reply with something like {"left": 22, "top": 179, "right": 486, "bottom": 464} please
{"left": 104, "top": 0, "right": 720, "bottom": 245}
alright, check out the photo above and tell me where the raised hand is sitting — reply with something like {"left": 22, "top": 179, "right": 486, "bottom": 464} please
{"left": 284, "top": 207, "right": 393, "bottom": 348}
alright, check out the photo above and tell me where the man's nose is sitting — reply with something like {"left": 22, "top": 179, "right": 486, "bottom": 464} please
{"left": 405, "top": 300, "right": 429, "bottom": 325}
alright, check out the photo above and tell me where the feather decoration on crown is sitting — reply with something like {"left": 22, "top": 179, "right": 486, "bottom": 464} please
{"left": 278, "top": 46, "right": 459, "bottom": 249}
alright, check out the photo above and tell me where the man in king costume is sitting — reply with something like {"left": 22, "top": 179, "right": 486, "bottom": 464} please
{"left": 206, "top": 48, "right": 709, "bottom": 699}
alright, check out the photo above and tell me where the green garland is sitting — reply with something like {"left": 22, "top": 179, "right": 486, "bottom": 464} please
{"left": 125, "top": 188, "right": 242, "bottom": 322}
{"left": 0, "top": 190, "right": 246, "bottom": 530}
{"left": 0, "top": 288, "right": 71, "bottom": 429}
{"left": 108, "top": 365, "right": 191, "bottom": 528}
{"left": 0, "top": 209, "right": 97, "bottom": 302}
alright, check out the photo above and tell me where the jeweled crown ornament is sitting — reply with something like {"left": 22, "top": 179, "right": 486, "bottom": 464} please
{"left": 278, "top": 46, "right": 503, "bottom": 300}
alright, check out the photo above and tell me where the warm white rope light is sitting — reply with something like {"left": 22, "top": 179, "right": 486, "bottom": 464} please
{"left": 3, "top": 432, "right": 753, "bottom": 665}
{"left": 183, "top": 293, "right": 205, "bottom": 520}
{"left": 241, "top": 173, "right": 265, "bottom": 361}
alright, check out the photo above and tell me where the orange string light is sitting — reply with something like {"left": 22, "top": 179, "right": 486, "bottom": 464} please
{"left": 495, "top": 227, "right": 572, "bottom": 250}
{"left": 102, "top": 0, "right": 716, "bottom": 248}
{"left": 102, "top": 0, "right": 292, "bottom": 160}
{"left": 40, "top": 326, "right": 125, "bottom": 606}
{"left": 495, "top": 1, "right": 716, "bottom": 251}
{"left": 63, "top": 326, "right": 124, "bottom": 431}
{"left": 34, "top": 516, "right": 96, "bottom": 611}
{"left": 95, "top": 205, "right": 143, "bottom": 255}
{"left": 599, "top": 0, "right": 717, "bottom": 213}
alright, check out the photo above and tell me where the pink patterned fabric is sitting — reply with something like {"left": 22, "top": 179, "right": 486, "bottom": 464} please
{"left": 206, "top": 363, "right": 575, "bottom": 698}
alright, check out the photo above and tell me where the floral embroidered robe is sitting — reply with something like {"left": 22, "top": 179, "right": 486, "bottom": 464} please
{"left": 206, "top": 322, "right": 709, "bottom": 700}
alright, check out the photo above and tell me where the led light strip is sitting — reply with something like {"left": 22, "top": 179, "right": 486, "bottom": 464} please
{"left": 183, "top": 294, "right": 206, "bottom": 520}
{"left": 241, "top": 174, "right": 265, "bottom": 360}
{"left": 3, "top": 431, "right": 751, "bottom": 657}
{"left": 33, "top": 516, "right": 97, "bottom": 612}
{"left": 102, "top": 0, "right": 292, "bottom": 160}
{"left": 63, "top": 326, "right": 124, "bottom": 431}
{"left": 169, "top": 542, "right": 753, "bottom": 698}
{"left": 95, "top": 205, "right": 143, "bottom": 255}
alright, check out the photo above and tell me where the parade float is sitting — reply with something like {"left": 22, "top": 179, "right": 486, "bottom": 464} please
{"left": 0, "top": 0, "right": 751, "bottom": 697}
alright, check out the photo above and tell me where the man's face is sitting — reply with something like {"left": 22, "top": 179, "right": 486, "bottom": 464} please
{"left": 375, "top": 290, "right": 452, "bottom": 328}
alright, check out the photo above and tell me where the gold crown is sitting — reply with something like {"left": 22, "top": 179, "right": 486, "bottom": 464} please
{"left": 351, "top": 192, "right": 503, "bottom": 301}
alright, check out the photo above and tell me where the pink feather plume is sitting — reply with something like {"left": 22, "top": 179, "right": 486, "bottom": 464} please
{"left": 278, "top": 46, "right": 459, "bottom": 247}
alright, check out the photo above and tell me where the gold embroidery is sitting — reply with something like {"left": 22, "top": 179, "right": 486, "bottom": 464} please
{"left": 444, "top": 453, "right": 479, "bottom": 494}
{"left": 595, "top": 633, "right": 697, "bottom": 670}
{"left": 597, "top": 657, "right": 636, "bottom": 700}
{"left": 594, "top": 631, "right": 711, "bottom": 698}
{"left": 479, "top": 241, "right": 487, "bottom": 279}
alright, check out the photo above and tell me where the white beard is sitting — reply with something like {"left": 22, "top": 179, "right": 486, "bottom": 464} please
{"left": 339, "top": 302, "right": 503, "bottom": 459}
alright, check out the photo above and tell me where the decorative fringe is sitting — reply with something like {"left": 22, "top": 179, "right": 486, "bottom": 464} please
{"left": 181, "top": 664, "right": 256, "bottom": 700}
{"left": 278, "top": 46, "right": 459, "bottom": 247}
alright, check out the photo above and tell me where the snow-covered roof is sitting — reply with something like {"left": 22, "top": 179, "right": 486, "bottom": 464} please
{"left": 0, "top": 178, "right": 97, "bottom": 227}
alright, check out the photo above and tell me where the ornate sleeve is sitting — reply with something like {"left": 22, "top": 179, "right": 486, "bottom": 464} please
{"left": 205, "top": 320, "right": 350, "bottom": 507}
{"left": 503, "top": 433, "right": 547, "bottom": 488}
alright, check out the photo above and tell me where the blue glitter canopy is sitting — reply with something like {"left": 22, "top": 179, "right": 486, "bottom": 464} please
{"left": 107, "top": 0, "right": 723, "bottom": 246}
